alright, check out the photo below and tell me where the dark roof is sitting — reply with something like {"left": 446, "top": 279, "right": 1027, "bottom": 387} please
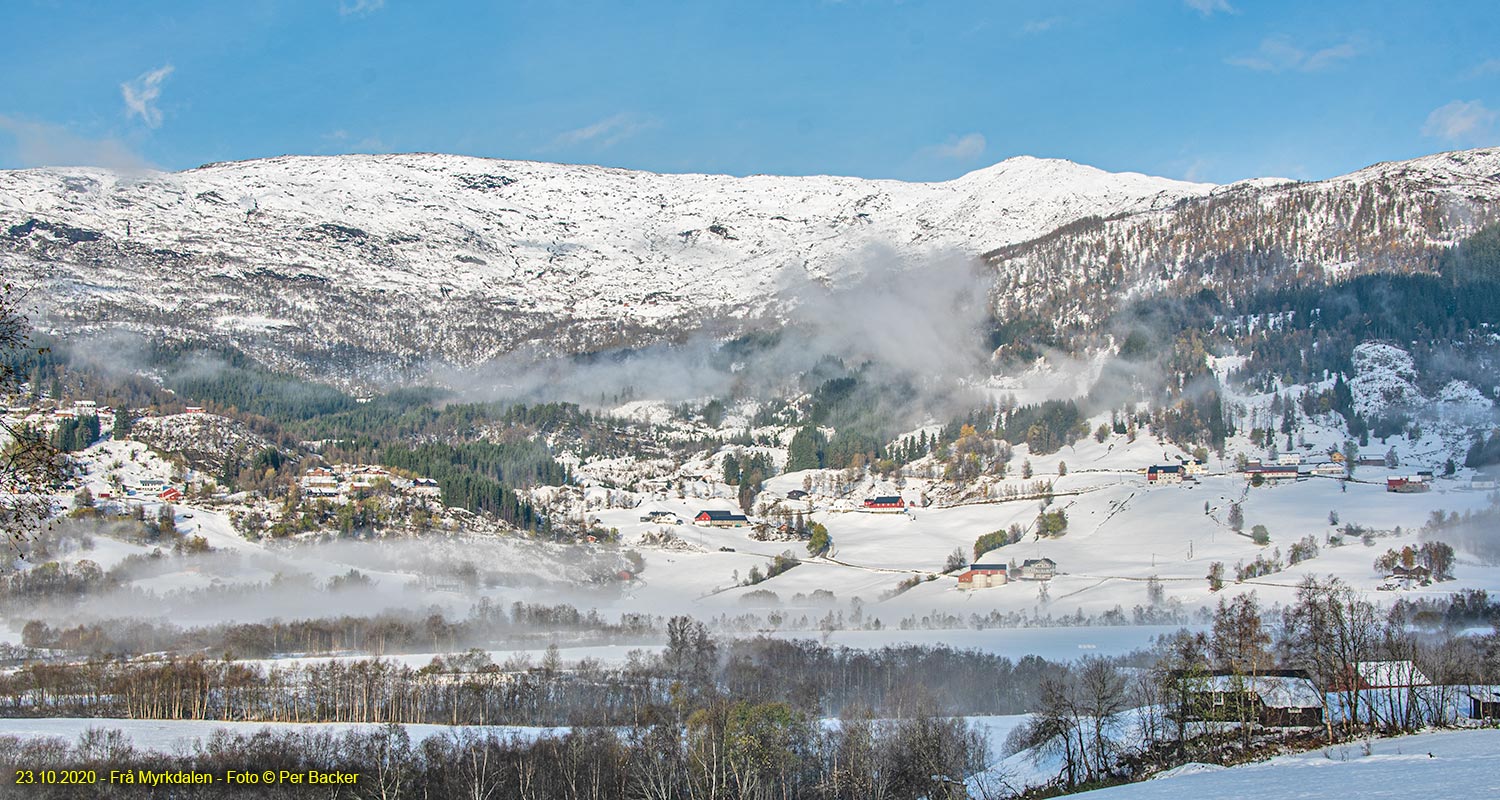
{"left": 971, "top": 563, "right": 1007, "bottom": 571}
{"left": 1148, "top": 464, "right": 1183, "bottom": 473}
{"left": 866, "top": 496, "right": 904, "bottom": 504}
{"left": 698, "top": 510, "right": 748, "bottom": 521}
{"left": 1200, "top": 674, "right": 1322, "bottom": 708}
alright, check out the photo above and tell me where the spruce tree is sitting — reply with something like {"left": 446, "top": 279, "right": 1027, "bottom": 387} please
{"left": 787, "top": 426, "right": 823, "bottom": 472}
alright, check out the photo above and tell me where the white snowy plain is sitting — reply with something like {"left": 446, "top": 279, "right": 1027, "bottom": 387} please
{"left": 1072, "top": 728, "right": 1500, "bottom": 799}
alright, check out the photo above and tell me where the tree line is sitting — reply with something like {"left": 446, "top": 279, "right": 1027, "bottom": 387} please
{"left": 0, "top": 707, "right": 989, "bottom": 800}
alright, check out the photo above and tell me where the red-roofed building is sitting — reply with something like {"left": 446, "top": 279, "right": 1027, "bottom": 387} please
{"left": 958, "top": 563, "right": 1008, "bottom": 589}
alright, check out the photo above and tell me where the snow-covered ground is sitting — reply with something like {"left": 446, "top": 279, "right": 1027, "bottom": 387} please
{"left": 1073, "top": 729, "right": 1500, "bottom": 799}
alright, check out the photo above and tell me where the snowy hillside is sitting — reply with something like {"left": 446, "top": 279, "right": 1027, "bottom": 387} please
{"left": 0, "top": 153, "right": 1208, "bottom": 377}
{"left": 986, "top": 147, "right": 1500, "bottom": 336}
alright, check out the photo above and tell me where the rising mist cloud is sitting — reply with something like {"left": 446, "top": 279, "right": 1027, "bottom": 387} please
{"left": 0, "top": 115, "right": 157, "bottom": 172}
{"left": 433, "top": 246, "right": 994, "bottom": 419}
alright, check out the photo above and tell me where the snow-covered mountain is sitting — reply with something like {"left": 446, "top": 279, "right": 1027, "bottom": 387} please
{"left": 1, "top": 153, "right": 1207, "bottom": 377}
{"left": 5, "top": 148, "right": 1500, "bottom": 382}
{"left": 986, "top": 148, "right": 1500, "bottom": 340}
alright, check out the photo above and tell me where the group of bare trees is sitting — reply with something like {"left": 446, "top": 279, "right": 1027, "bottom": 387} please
{"left": 1008, "top": 657, "right": 1130, "bottom": 789}
{"left": 15, "top": 600, "right": 659, "bottom": 660}
{"left": 0, "top": 709, "right": 987, "bottom": 800}
{"left": 1009, "top": 580, "right": 1500, "bottom": 792}
{"left": 0, "top": 630, "right": 1083, "bottom": 729}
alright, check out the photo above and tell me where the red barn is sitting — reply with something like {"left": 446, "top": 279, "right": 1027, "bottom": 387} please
{"left": 695, "top": 510, "right": 749, "bottom": 527}
{"left": 958, "top": 564, "right": 1008, "bottom": 589}
{"left": 1147, "top": 465, "right": 1184, "bottom": 484}
{"left": 157, "top": 487, "right": 184, "bottom": 502}
{"left": 863, "top": 496, "right": 906, "bottom": 510}
{"left": 1386, "top": 476, "right": 1430, "bottom": 493}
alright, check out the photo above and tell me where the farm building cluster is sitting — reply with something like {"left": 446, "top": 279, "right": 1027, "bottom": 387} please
{"left": 957, "top": 557, "right": 1057, "bottom": 589}
{"left": 3, "top": 398, "right": 128, "bottom": 432}
{"left": 1229, "top": 447, "right": 1452, "bottom": 490}
{"left": 1171, "top": 660, "right": 1500, "bottom": 729}
{"left": 297, "top": 465, "right": 442, "bottom": 502}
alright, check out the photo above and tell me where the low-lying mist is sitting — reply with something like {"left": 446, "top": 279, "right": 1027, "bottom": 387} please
{"left": 7, "top": 520, "right": 645, "bottom": 634}
{"left": 433, "top": 247, "right": 996, "bottom": 419}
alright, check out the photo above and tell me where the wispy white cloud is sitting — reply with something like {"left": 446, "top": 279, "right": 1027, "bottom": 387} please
{"left": 323, "top": 129, "right": 386, "bottom": 152}
{"left": 1179, "top": 156, "right": 1211, "bottom": 183}
{"left": 0, "top": 115, "right": 157, "bottom": 172}
{"left": 1422, "top": 100, "right": 1498, "bottom": 145}
{"left": 546, "top": 113, "right": 658, "bottom": 151}
{"left": 1465, "top": 58, "right": 1500, "bottom": 78}
{"left": 1227, "top": 35, "right": 1368, "bottom": 72}
{"left": 338, "top": 0, "right": 385, "bottom": 17}
{"left": 1185, "top": 0, "right": 1235, "bottom": 16}
{"left": 121, "top": 64, "right": 174, "bottom": 128}
{"left": 1021, "top": 17, "right": 1063, "bottom": 35}
{"left": 924, "top": 133, "right": 987, "bottom": 161}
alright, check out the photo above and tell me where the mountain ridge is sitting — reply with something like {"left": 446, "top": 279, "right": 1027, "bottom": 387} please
{"left": 0, "top": 151, "right": 1209, "bottom": 379}
{"left": 4, "top": 148, "right": 1498, "bottom": 382}
{"left": 983, "top": 147, "right": 1500, "bottom": 348}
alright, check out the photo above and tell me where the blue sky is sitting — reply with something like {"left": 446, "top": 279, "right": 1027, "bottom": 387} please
{"left": 1, "top": 0, "right": 1497, "bottom": 183}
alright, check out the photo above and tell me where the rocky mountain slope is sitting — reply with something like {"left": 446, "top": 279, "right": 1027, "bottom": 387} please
{"left": 0, "top": 154, "right": 1207, "bottom": 379}
{"left": 985, "top": 148, "right": 1500, "bottom": 343}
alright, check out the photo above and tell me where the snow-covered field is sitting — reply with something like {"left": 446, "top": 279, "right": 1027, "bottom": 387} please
{"left": 1074, "top": 729, "right": 1500, "bottom": 799}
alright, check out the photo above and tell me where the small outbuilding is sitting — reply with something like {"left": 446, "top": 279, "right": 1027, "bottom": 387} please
{"left": 1469, "top": 690, "right": 1500, "bottom": 720}
{"left": 1175, "top": 670, "right": 1325, "bottom": 728}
